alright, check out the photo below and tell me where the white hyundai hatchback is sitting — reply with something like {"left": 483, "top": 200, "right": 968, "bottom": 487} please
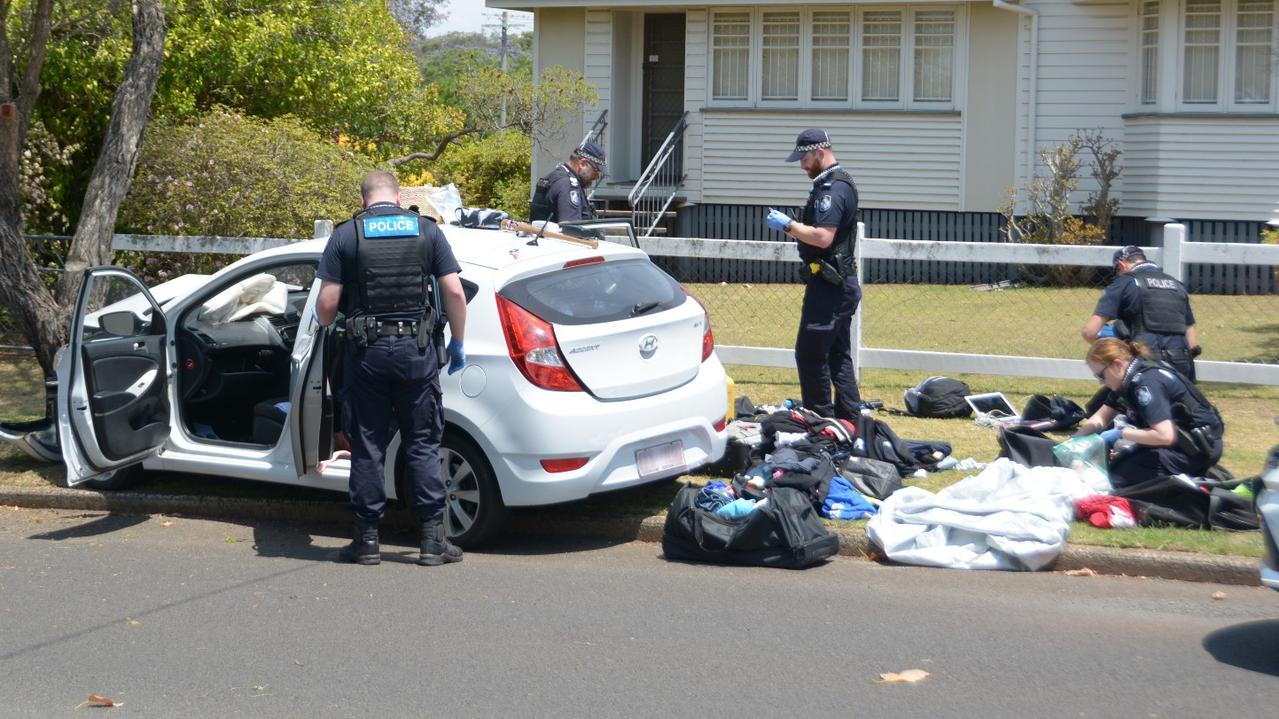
{"left": 0, "top": 221, "right": 728, "bottom": 545}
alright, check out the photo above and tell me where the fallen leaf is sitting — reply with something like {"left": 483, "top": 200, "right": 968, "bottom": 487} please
{"left": 1064, "top": 567, "right": 1097, "bottom": 577}
{"left": 124, "top": 617, "right": 141, "bottom": 626}
{"left": 249, "top": 603, "right": 260, "bottom": 609}
{"left": 225, "top": 536, "right": 238, "bottom": 544}
{"left": 877, "top": 669, "right": 930, "bottom": 684}
{"left": 161, "top": 520, "right": 174, "bottom": 528}
{"left": 1211, "top": 591, "right": 1227, "bottom": 600}
{"left": 78, "top": 694, "right": 121, "bottom": 708}
{"left": 294, "top": 660, "right": 305, "bottom": 668}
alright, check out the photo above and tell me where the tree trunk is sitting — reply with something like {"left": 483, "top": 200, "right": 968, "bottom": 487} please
{"left": 55, "top": 0, "right": 166, "bottom": 309}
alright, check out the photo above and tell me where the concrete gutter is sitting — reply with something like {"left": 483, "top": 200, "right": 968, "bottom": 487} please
{"left": 0, "top": 485, "right": 1260, "bottom": 586}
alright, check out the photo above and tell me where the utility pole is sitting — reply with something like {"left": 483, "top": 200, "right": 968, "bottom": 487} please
{"left": 499, "top": 11, "right": 509, "bottom": 127}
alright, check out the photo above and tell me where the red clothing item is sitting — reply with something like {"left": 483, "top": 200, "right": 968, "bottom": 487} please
{"left": 1075, "top": 495, "right": 1138, "bottom": 529}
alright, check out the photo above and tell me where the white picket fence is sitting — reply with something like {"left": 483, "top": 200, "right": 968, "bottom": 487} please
{"left": 18, "top": 221, "right": 1277, "bottom": 386}
{"left": 637, "top": 223, "right": 1279, "bottom": 386}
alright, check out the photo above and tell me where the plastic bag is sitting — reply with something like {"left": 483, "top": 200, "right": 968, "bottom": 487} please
{"left": 427, "top": 183, "right": 463, "bottom": 224}
{"left": 1052, "top": 434, "right": 1111, "bottom": 494}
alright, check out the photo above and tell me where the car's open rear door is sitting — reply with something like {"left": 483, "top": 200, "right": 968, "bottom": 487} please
{"left": 59, "top": 267, "right": 171, "bottom": 486}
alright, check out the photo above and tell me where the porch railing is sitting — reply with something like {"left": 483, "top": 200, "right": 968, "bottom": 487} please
{"left": 580, "top": 109, "right": 608, "bottom": 203}
{"left": 627, "top": 111, "right": 688, "bottom": 238}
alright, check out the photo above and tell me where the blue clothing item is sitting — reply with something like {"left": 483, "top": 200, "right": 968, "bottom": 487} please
{"left": 716, "top": 497, "right": 758, "bottom": 518}
{"left": 796, "top": 275, "right": 862, "bottom": 419}
{"left": 696, "top": 481, "right": 736, "bottom": 512}
{"left": 317, "top": 202, "right": 461, "bottom": 323}
{"left": 446, "top": 338, "right": 465, "bottom": 375}
{"left": 344, "top": 335, "right": 445, "bottom": 523}
{"left": 822, "top": 475, "right": 876, "bottom": 520}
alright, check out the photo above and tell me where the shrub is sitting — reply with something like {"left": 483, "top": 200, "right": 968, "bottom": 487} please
{"left": 430, "top": 130, "right": 532, "bottom": 218}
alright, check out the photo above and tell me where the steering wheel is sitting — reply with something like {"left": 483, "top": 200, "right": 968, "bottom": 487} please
{"left": 176, "top": 327, "right": 212, "bottom": 401}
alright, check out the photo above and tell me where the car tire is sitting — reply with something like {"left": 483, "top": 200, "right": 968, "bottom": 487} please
{"left": 439, "top": 429, "right": 507, "bottom": 548}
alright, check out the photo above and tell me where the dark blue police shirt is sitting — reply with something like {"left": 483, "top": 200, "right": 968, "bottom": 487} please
{"left": 808, "top": 165, "right": 858, "bottom": 230}
{"left": 1093, "top": 263, "right": 1195, "bottom": 342}
{"left": 1103, "top": 359, "right": 1217, "bottom": 431}
{"left": 546, "top": 163, "right": 596, "bottom": 223}
{"left": 317, "top": 202, "right": 461, "bottom": 322}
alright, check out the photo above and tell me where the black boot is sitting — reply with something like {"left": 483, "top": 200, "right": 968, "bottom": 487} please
{"left": 418, "top": 517, "right": 463, "bottom": 566}
{"left": 337, "top": 519, "right": 380, "bottom": 565}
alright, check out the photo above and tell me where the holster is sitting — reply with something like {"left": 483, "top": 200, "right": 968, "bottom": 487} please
{"left": 1175, "top": 425, "right": 1219, "bottom": 458}
{"left": 344, "top": 316, "right": 373, "bottom": 349}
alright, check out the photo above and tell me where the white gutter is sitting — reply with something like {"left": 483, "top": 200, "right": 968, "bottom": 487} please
{"left": 992, "top": 0, "right": 1039, "bottom": 191}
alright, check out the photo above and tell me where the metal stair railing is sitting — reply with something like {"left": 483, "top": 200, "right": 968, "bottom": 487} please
{"left": 580, "top": 109, "right": 608, "bottom": 203}
{"left": 627, "top": 111, "right": 688, "bottom": 238}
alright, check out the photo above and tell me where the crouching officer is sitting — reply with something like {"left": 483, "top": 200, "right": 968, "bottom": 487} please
{"left": 315, "top": 169, "right": 469, "bottom": 566}
{"left": 1076, "top": 338, "right": 1223, "bottom": 489}
{"left": 529, "top": 142, "right": 606, "bottom": 223}
{"left": 1082, "top": 245, "right": 1201, "bottom": 382}
{"left": 766, "top": 128, "right": 862, "bottom": 420}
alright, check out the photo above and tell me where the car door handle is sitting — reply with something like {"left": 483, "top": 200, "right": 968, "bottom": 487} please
{"left": 134, "top": 341, "right": 147, "bottom": 351}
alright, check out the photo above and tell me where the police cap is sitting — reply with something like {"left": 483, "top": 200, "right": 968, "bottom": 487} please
{"left": 1112, "top": 245, "right": 1145, "bottom": 267}
{"left": 573, "top": 142, "right": 607, "bottom": 171}
{"left": 785, "top": 128, "right": 832, "bottom": 162}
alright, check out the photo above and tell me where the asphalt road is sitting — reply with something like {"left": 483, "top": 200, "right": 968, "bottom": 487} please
{"left": 2, "top": 507, "right": 1278, "bottom": 719}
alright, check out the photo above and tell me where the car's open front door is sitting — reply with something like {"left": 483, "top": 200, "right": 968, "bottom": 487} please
{"left": 59, "top": 267, "right": 171, "bottom": 486}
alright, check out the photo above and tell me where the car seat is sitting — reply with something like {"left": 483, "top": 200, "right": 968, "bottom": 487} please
{"left": 252, "top": 398, "right": 289, "bottom": 445}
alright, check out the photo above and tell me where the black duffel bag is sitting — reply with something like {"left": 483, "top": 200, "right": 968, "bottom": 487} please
{"left": 661, "top": 485, "right": 839, "bottom": 569}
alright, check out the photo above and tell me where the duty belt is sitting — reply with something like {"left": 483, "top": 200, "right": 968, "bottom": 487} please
{"left": 344, "top": 316, "right": 421, "bottom": 349}
{"left": 373, "top": 321, "right": 420, "bottom": 337}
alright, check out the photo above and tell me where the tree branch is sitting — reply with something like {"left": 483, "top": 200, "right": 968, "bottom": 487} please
{"left": 15, "top": 0, "right": 53, "bottom": 130}
{"left": 0, "top": 0, "right": 13, "bottom": 100}
{"left": 388, "top": 126, "right": 481, "bottom": 168}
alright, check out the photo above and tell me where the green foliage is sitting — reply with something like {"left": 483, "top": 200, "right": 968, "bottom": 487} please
{"left": 431, "top": 130, "right": 532, "bottom": 216}
{"left": 414, "top": 30, "right": 532, "bottom": 107}
{"left": 460, "top": 64, "right": 598, "bottom": 148}
{"left": 118, "top": 107, "right": 374, "bottom": 239}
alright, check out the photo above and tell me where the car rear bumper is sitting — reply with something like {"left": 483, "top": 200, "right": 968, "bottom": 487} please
{"left": 458, "top": 355, "right": 729, "bottom": 507}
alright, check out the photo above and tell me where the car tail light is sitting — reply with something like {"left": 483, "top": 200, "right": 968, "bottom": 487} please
{"left": 496, "top": 295, "right": 583, "bottom": 392}
{"left": 563, "top": 256, "right": 604, "bottom": 269}
{"left": 713, "top": 416, "right": 727, "bottom": 432}
{"left": 683, "top": 289, "right": 714, "bottom": 361}
{"left": 540, "top": 457, "right": 590, "bottom": 473}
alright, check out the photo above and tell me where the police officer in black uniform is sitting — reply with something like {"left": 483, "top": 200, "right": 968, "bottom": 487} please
{"left": 529, "top": 142, "right": 606, "bottom": 224}
{"left": 1076, "top": 337, "right": 1223, "bottom": 489}
{"left": 1082, "top": 245, "right": 1201, "bottom": 381}
{"left": 315, "top": 170, "right": 469, "bottom": 566}
{"left": 765, "top": 129, "right": 862, "bottom": 420}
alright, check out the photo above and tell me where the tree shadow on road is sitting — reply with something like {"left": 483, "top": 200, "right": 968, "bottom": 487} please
{"left": 1203, "top": 619, "right": 1279, "bottom": 676}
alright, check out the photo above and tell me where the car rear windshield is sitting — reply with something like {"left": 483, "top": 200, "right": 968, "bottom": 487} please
{"left": 499, "top": 259, "right": 686, "bottom": 325}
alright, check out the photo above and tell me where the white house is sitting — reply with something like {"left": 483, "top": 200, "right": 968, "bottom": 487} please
{"left": 490, "top": 0, "right": 1279, "bottom": 242}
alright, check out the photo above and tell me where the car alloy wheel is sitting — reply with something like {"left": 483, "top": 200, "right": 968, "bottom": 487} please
{"left": 439, "top": 430, "right": 506, "bottom": 548}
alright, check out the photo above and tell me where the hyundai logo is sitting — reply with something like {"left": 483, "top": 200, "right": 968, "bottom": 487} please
{"left": 638, "top": 334, "right": 659, "bottom": 359}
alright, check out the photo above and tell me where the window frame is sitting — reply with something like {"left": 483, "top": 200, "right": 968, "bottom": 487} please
{"left": 706, "top": 4, "right": 961, "bottom": 111}
{"left": 1137, "top": 0, "right": 1279, "bottom": 111}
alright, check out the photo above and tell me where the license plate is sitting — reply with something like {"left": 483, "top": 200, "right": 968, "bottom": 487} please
{"left": 636, "top": 440, "right": 686, "bottom": 478}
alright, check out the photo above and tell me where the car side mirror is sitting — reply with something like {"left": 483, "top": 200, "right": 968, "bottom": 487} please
{"left": 99, "top": 310, "right": 140, "bottom": 337}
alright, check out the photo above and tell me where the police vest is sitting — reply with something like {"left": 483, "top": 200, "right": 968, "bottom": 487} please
{"left": 1129, "top": 268, "right": 1189, "bottom": 336}
{"left": 799, "top": 169, "right": 858, "bottom": 265}
{"left": 1125, "top": 359, "right": 1222, "bottom": 433}
{"left": 529, "top": 164, "right": 572, "bottom": 222}
{"left": 352, "top": 208, "right": 434, "bottom": 318}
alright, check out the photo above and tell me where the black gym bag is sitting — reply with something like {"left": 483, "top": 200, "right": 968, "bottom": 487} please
{"left": 661, "top": 485, "right": 839, "bottom": 569}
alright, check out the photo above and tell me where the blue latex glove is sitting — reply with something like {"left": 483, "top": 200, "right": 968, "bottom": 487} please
{"left": 1097, "top": 322, "right": 1116, "bottom": 338}
{"left": 765, "top": 208, "right": 793, "bottom": 232}
{"left": 446, "top": 339, "right": 465, "bottom": 375}
{"left": 1099, "top": 427, "right": 1122, "bottom": 445}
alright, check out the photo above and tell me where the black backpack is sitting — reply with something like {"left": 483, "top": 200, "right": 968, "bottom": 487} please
{"left": 904, "top": 376, "right": 972, "bottom": 419}
{"left": 1020, "top": 394, "right": 1086, "bottom": 432}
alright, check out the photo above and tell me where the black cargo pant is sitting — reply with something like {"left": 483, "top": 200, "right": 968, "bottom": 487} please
{"left": 795, "top": 274, "right": 862, "bottom": 420}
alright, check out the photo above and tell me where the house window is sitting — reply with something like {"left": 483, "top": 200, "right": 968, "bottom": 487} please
{"left": 712, "top": 12, "right": 751, "bottom": 101}
{"left": 862, "top": 10, "right": 903, "bottom": 101}
{"left": 707, "top": 6, "right": 959, "bottom": 109}
{"left": 913, "top": 10, "right": 955, "bottom": 102}
{"left": 1157, "top": 0, "right": 1277, "bottom": 108}
{"left": 811, "top": 11, "right": 851, "bottom": 102}
{"left": 1183, "top": 0, "right": 1222, "bottom": 102}
{"left": 1141, "top": 1, "right": 1160, "bottom": 103}
{"left": 762, "top": 12, "right": 800, "bottom": 101}
{"left": 1235, "top": 0, "right": 1274, "bottom": 102}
